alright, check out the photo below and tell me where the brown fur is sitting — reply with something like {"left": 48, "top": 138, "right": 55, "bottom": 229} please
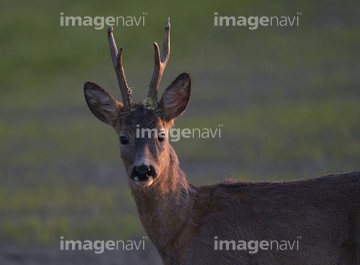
{"left": 84, "top": 87, "right": 360, "bottom": 264}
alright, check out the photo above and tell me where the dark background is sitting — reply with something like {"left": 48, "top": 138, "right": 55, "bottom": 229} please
{"left": 1, "top": 0, "right": 359, "bottom": 264}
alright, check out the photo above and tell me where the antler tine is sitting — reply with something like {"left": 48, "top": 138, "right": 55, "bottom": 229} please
{"left": 107, "top": 26, "right": 133, "bottom": 111}
{"left": 148, "top": 17, "right": 171, "bottom": 102}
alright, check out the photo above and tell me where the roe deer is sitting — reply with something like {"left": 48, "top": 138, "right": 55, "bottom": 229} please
{"left": 84, "top": 18, "right": 360, "bottom": 265}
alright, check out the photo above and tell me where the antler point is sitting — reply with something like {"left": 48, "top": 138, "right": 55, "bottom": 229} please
{"left": 165, "top": 17, "right": 171, "bottom": 29}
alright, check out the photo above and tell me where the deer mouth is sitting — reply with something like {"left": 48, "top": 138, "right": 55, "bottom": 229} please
{"left": 133, "top": 176, "right": 154, "bottom": 187}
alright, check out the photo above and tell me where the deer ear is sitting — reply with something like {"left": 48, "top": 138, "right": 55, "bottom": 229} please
{"left": 160, "top": 73, "right": 191, "bottom": 121}
{"left": 84, "top": 82, "right": 123, "bottom": 127}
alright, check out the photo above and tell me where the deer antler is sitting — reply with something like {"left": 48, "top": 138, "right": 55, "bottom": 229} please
{"left": 107, "top": 26, "right": 133, "bottom": 111}
{"left": 148, "top": 17, "right": 171, "bottom": 102}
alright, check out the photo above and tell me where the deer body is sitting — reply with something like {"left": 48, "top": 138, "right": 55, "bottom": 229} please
{"left": 84, "top": 18, "right": 360, "bottom": 264}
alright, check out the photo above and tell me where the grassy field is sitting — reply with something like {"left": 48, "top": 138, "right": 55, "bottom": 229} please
{"left": 1, "top": 0, "right": 359, "bottom": 264}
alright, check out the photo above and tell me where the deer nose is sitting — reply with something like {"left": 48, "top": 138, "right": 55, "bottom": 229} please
{"left": 131, "top": 165, "right": 155, "bottom": 181}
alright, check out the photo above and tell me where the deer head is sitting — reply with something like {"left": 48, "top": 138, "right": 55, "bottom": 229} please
{"left": 84, "top": 18, "right": 191, "bottom": 188}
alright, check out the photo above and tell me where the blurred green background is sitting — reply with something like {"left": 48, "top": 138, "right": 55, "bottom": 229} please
{"left": 1, "top": 0, "right": 359, "bottom": 263}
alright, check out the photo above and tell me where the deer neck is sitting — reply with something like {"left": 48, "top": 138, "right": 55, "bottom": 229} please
{"left": 130, "top": 146, "right": 195, "bottom": 262}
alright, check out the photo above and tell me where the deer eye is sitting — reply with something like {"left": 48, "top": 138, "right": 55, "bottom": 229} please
{"left": 119, "top": 136, "right": 129, "bottom": 145}
{"left": 158, "top": 133, "right": 165, "bottom": 142}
